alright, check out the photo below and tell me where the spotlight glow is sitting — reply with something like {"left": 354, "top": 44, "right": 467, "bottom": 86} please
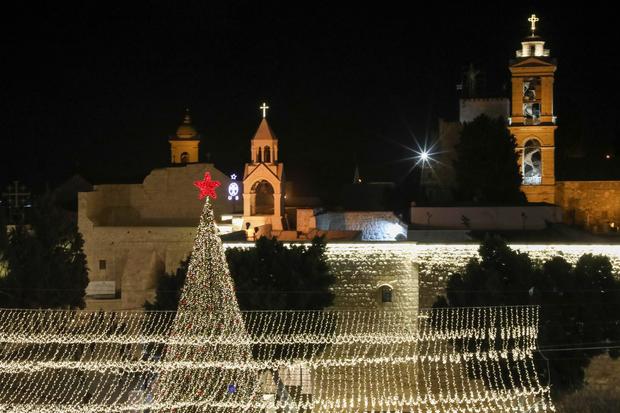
{"left": 412, "top": 143, "right": 436, "bottom": 169}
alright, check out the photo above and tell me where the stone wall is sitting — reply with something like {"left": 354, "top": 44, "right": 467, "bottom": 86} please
{"left": 556, "top": 180, "right": 620, "bottom": 233}
{"left": 83, "top": 235, "right": 420, "bottom": 312}
{"left": 81, "top": 163, "right": 235, "bottom": 227}
{"left": 410, "top": 205, "right": 562, "bottom": 230}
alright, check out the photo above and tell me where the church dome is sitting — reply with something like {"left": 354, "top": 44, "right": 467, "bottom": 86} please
{"left": 176, "top": 111, "right": 198, "bottom": 139}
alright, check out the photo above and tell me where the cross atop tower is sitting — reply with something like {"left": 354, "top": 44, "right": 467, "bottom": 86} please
{"left": 260, "top": 102, "right": 269, "bottom": 118}
{"left": 528, "top": 14, "right": 539, "bottom": 35}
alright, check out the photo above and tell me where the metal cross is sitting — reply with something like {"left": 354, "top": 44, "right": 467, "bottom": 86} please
{"left": 260, "top": 102, "right": 269, "bottom": 118}
{"left": 528, "top": 14, "right": 539, "bottom": 34}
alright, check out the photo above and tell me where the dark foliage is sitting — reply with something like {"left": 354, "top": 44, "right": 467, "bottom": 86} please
{"left": 146, "top": 236, "right": 335, "bottom": 312}
{"left": 0, "top": 195, "right": 89, "bottom": 309}
{"left": 453, "top": 115, "right": 526, "bottom": 204}
{"left": 435, "top": 235, "right": 620, "bottom": 395}
{"left": 145, "top": 256, "right": 190, "bottom": 311}
{"left": 227, "top": 236, "right": 335, "bottom": 311}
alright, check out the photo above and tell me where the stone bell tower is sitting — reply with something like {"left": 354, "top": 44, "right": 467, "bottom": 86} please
{"left": 508, "top": 14, "right": 557, "bottom": 203}
{"left": 242, "top": 103, "right": 285, "bottom": 233}
{"left": 169, "top": 109, "right": 200, "bottom": 164}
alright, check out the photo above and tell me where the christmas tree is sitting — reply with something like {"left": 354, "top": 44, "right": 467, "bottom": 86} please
{"left": 154, "top": 172, "right": 258, "bottom": 411}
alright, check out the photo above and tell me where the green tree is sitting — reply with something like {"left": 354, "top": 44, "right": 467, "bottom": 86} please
{"left": 453, "top": 115, "right": 526, "bottom": 204}
{"left": 145, "top": 256, "right": 190, "bottom": 311}
{"left": 227, "top": 236, "right": 335, "bottom": 311}
{"left": 146, "top": 236, "right": 335, "bottom": 312}
{"left": 435, "top": 236, "right": 620, "bottom": 395}
{"left": 0, "top": 195, "right": 89, "bottom": 309}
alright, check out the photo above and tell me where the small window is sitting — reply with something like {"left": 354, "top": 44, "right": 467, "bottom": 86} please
{"left": 99, "top": 260, "right": 107, "bottom": 270}
{"left": 380, "top": 285, "right": 393, "bottom": 303}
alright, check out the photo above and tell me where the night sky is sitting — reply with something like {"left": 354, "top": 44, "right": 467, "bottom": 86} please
{"left": 1, "top": 3, "right": 619, "bottom": 199}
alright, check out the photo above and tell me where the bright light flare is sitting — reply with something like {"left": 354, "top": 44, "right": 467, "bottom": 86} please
{"left": 412, "top": 143, "right": 437, "bottom": 169}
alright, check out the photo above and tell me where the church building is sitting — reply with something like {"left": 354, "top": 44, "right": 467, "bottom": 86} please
{"left": 419, "top": 15, "right": 620, "bottom": 233}
{"left": 242, "top": 103, "right": 286, "bottom": 232}
{"left": 78, "top": 112, "right": 239, "bottom": 309}
{"left": 78, "top": 105, "right": 409, "bottom": 310}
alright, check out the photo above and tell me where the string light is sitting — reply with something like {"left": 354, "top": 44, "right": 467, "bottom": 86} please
{"left": 0, "top": 307, "right": 553, "bottom": 412}
{"left": 0, "top": 177, "right": 555, "bottom": 412}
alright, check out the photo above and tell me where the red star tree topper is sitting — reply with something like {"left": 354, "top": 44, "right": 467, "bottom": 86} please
{"left": 193, "top": 172, "right": 221, "bottom": 199}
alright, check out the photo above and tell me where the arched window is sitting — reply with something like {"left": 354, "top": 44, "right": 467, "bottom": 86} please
{"left": 251, "top": 180, "right": 274, "bottom": 215}
{"left": 523, "top": 77, "right": 541, "bottom": 125}
{"left": 523, "top": 139, "right": 542, "bottom": 185}
{"left": 264, "top": 146, "right": 271, "bottom": 163}
{"left": 379, "top": 285, "right": 393, "bottom": 303}
{"left": 180, "top": 152, "right": 189, "bottom": 164}
{"left": 257, "top": 147, "right": 262, "bottom": 163}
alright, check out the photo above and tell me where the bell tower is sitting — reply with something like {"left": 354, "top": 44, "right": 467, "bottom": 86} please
{"left": 242, "top": 103, "right": 285, "bottom": 233}
{"left": 169, "top": 109, "right": 200, "bottom": 164}
{"left": 508, "top": 14, "right": 557, "bottom": 203}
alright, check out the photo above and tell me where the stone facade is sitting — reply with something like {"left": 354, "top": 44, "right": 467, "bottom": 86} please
{"left": 78, "top": 163, "right": 238, "bottom": 309}
{"left": 556, "top": 181, "right": 620, "bottom": 233}
{"left": 82, "top": 235, "right": 420, "bottom": 312}
{"left": 410, "top": 205, "right": 562, "bottom": 230}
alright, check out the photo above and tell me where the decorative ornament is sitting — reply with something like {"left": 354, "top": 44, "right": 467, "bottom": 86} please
{"left": 193, "top": 171, "right": 221, "bottom": 200}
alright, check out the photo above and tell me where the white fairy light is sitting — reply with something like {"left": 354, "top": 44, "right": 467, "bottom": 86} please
{"left": 0, "top": 308, "right": 554, "bottom": 412}
{"left": 0, "top": 179, "right": 555, "bottom": 412}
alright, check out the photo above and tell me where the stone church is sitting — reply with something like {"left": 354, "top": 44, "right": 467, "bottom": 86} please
{"left": 79, "top": 108, "right": 409, "bottom": 310}
{"left": 421, "top": 15, "right": 620, "bottom": 233}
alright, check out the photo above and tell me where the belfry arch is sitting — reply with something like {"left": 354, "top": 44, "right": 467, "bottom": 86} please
{"left": 522, "top": 138, "right": 542, "bottom": 185}
{"left": 250, "top": 180, "right": 275, "bottom": 215}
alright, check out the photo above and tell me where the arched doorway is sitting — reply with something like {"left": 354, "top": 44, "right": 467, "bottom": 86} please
{"left": 251, "top": 180, "right": 274, "bottom": 215}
